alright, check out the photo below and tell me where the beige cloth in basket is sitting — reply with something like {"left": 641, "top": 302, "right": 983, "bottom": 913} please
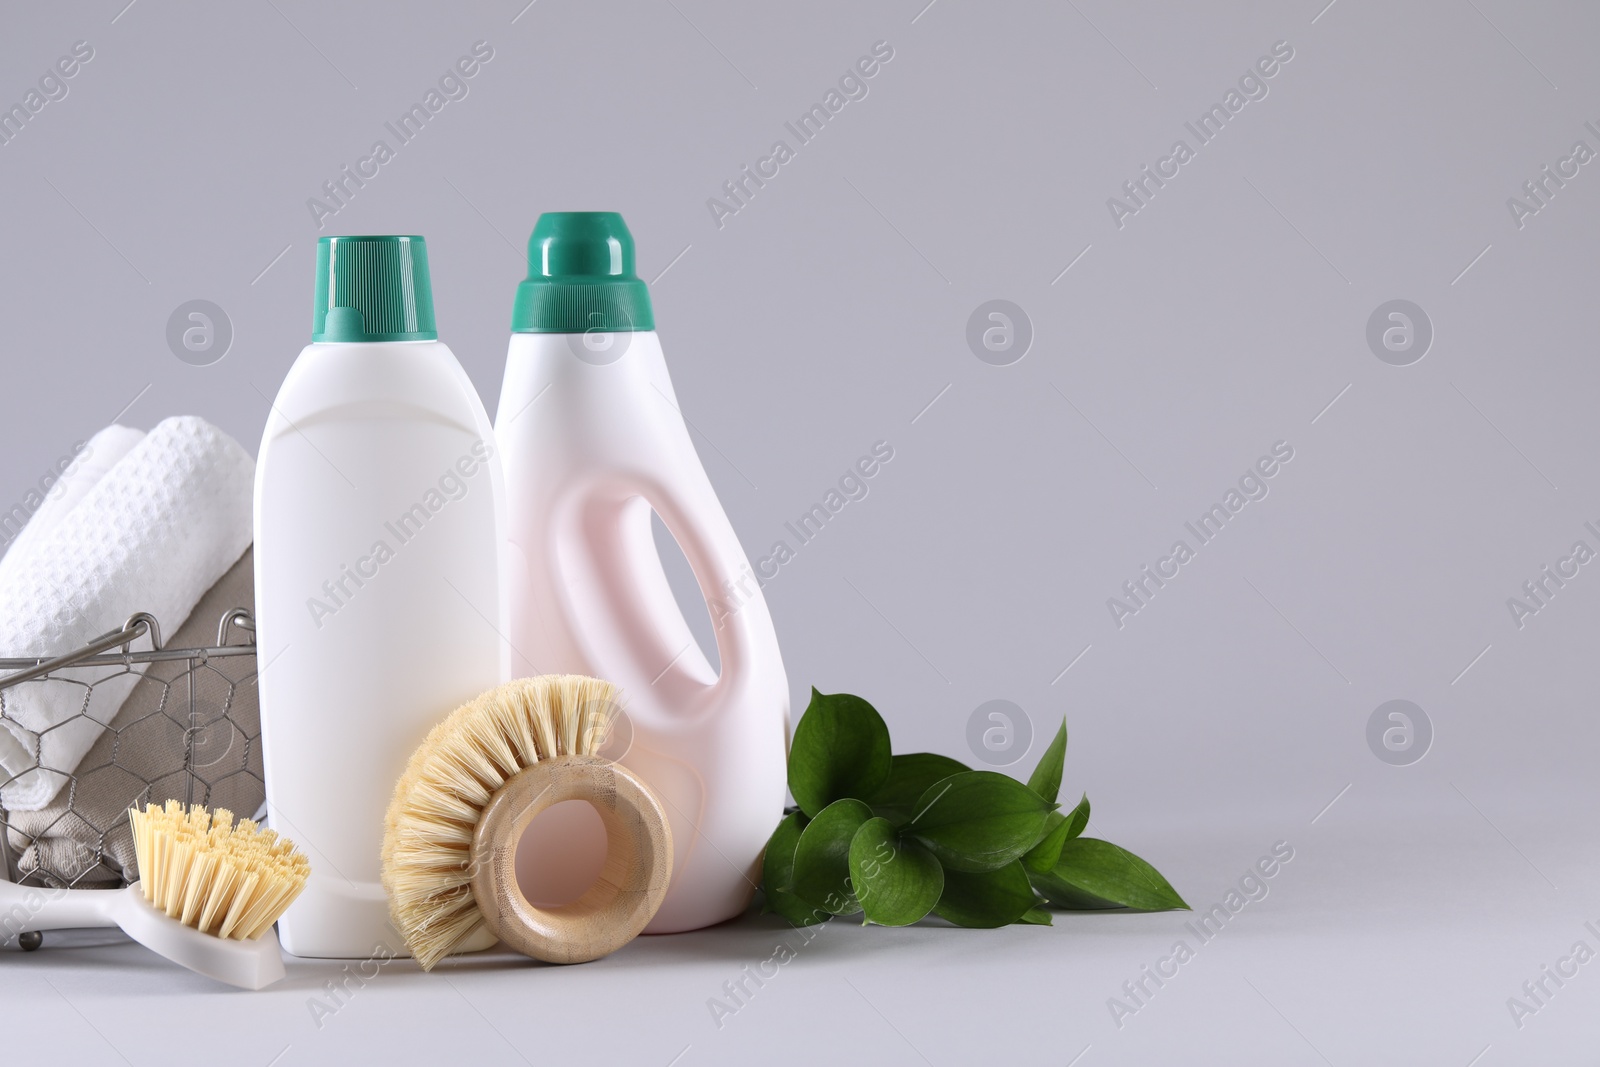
{"left": 4, "top": 548, "right": 261, "bottom": 887}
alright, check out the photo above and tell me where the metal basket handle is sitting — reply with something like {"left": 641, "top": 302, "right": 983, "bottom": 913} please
{"left": 0, "top": 613, "right": 162, "bottom": 692}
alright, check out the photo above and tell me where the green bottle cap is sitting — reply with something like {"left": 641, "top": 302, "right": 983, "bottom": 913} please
{"left": 511, "top": 212, "right": 655, "bottom": 334}
{"left": 312, "top": 235, "right": 438, "bottom": 343}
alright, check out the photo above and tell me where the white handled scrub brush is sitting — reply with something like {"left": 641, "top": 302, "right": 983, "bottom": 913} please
{"left": 0, "top": 801, "right": 309, "bottom": 989}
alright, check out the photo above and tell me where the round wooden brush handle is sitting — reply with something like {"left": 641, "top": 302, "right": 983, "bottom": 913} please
{"left": 469, "top": 754, "right": 673, "bottom": 964}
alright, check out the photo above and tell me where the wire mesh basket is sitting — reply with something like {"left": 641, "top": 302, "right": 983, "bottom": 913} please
{"left": 0, "top": 611, "right": 261, "bottom": 894}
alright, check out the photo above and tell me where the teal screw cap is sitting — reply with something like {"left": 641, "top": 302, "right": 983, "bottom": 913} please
{"left": 312, "top": 235, "right": 438, "bottom": 343}
{"left": 511, "top": 212, "right": 655, "bottom": 334}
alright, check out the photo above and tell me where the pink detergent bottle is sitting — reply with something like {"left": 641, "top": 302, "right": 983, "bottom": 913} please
{"left": 495, "top": 212, "right": 788, "bottom": 932}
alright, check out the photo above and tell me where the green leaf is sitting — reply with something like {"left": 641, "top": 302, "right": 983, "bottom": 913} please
{"left": 848, "top": 818, "right": 943, "bottom": 926}
{"left": 1060, "top": 793, "right": 1090, "bottom": 839}
{"left": 1023, "top": 815, "right": 1072, "bottom": 874}
{"left": 760, "top": 811, "right": 829, "bottom": 926}
{"left": 1027, "top": 870, "right": 1125, "bottom": 910}
{"left": 788, "top": 690, "right": 893, "bottom": 818}
{"left": 1025, "top": 718, "right": 1067, "bottom": 804}
{"left": 1041, "top": 838, "right": 1188, "bottom": 911}
{"left": 1022, "top": 794, "right": 1090, "bottom": 873}
{"left": 933, "top": 861, "right": 1039, "bottom": 928}
{"left": 789, "top": 798, "right": 874, "bottom": 914}
{"left": 868, "top": 752, "right": 970, "bottom": 825}
{"left": 908, "top": 771, "right": 1055, "bottom": 873}
{"left": 1018, "top": 906, "right": 1054, "bottom": 926}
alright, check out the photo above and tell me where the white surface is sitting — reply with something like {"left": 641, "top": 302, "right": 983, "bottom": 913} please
{"left": 254, "top": 339, "right": 504, "bottom": 958}
{"left": 3, "top": 799, "right": 1593, "bottom": 1065}
{"left": 497, "top": 330, "right": 789, "bottom": 933}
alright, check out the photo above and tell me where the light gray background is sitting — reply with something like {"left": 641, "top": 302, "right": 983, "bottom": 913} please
{"left": 2, "top": 0, "right": 1597, "bottom": 1063}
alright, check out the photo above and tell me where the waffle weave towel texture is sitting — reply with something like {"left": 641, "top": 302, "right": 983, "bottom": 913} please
{"left": 2, "top": 424, "right": 146, "bottom": 566}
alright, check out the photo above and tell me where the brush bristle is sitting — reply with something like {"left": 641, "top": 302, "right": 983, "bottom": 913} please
{"left": 128, "top": 800, "right": 311, "bottom": 941}
{"left": 381, "top": 674, "right": 623, "bottom": 970}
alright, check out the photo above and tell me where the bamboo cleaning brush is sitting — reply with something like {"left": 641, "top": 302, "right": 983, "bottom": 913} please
{"left": 0, "top": 801, "right": 309, "bottom": 989}
{"left": 382, "top": 675, "right": 673, "bottom": 970}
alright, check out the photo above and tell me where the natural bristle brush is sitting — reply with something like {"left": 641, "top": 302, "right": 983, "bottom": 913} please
{"left": 0, "top": 801, "right": 309, "bottom": 989}
{"left": 382, "top": 675, "right": 673, "bottom": 970}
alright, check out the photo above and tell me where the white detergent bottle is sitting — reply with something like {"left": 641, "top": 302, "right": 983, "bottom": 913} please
{"left": 256, "top": 236, "right": 505, "bottom": 958}
{"left": 496, "top": 212, "right": 788, "bottom": 933}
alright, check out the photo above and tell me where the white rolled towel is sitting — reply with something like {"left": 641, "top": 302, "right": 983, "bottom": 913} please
{"left": 0, "top": 425, "right": 146, "bottom": 570}
{"left": 0, "top": 416, "right": 254, "bottom": 811}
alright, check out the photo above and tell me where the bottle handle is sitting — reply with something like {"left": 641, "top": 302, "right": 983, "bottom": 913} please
{"left": 621, "top": 471, "right": 760, "bottom": 701}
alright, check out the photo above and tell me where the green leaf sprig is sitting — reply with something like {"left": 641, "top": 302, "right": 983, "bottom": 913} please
{"left": 761, "top": 689, "right": 1188, "bottom": 928}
